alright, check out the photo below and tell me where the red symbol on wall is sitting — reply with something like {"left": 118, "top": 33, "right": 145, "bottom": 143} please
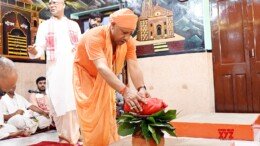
{"left": 218, "top": 129, "right": 234, "bottom": 140}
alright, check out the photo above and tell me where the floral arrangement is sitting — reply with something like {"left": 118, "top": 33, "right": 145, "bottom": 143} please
{"left": 117, "top": 98, "right": 177, "bottom": 144}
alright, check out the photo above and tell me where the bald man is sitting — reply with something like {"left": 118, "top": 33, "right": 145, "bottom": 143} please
{"left": 27, "top": 0, "right": 81, "bottom": 144}
{"left": 73, "top": 8, "right": 150, "bottom": 145}
{"left": 0, "top": 57, "right": 17, "bottom": 97}
{"left": 0, "top": 57, "right": 30, "bottom": 139}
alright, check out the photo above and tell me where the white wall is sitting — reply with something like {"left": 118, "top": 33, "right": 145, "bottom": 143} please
{"left": 15, "top": 62, "right": 46, "bottom": 99}
{"left": 14, "top": 52, "right": 215, "bottom": 117}
{"left": 130, "top": 52, "right": 215, "bottom": 117}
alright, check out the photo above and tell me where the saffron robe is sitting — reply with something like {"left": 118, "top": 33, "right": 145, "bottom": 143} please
{"left": 73, "top": 25, "right": 137, "bottom": 146}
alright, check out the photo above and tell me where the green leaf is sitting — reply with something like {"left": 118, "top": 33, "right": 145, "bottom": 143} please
{"left": 141, "top": 121, "right": 152, "bottom": 140}
{"left": 129, "top": 119, "right": 142, "bottom": 124}
{"left": 117, "top": 113, "right": 139, "bottom": 124}
{"left": 150, "top": 110, "right": 165, "bottom": 118}
{"left": 117, "top": 114, "right": 134, "bottom": 120}
{"left": 132, "top": 117, "right": 142, "bottom": 121}
{"left": 148, "top": 125, "right": 161, "bottom": 144}
{"left": 166, "top": 110, "right": 177, "bottom": 116}
{"left": 118, "top": 123, "right": 135, "bottom": 136}
{"left": 117, "top": 117, "right": 130, "bottom": 124}
{"left": 150, "top": 123, "right": 174, "bottom": 130}
{"left": 156, "top": 119, "right": 168, "bottom": 123}
{"left": 160, "top": 110, "right": 177, "bottom": 121}
{"left": 147, "top": 117, "right": 156, "bottom": 123}
{"left": 120, "top": 113, "right": 135, "bottom": 118}
{"left": 162, "top": 128, "right": 176, "bottom": 136}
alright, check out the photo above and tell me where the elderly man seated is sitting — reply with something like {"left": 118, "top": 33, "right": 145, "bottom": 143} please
{"left": 1, "top": 86, "right": 51, "bottom": 134}
{"left": 0, "top": 57, "right": 30, "bottom": 139}
{"left": 0, "top": 100, "right": 30, "bottom": 139}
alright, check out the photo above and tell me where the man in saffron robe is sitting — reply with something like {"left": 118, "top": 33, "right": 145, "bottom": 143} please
{"left": 73, "top": 8, "right": 150, "bottom": 146}
{"left": 28, "top": 0, "right": 81, "bottom": 144}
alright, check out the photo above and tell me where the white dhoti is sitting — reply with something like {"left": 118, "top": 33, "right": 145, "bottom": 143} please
{"left": 7, "top": 115, "right": 38, "bottom": 134}
{"left": 31, "top": 17, "right": 82, "bottom": 144}
{"left": 1, "top": 93, "right": 52, "bottom": 133}
{"left": 32, "top": 112, "right": 52, "bottom": 129}
{"left": 45, "top": 50, "right": 80, "bottom": 144}
{"left": 36, "top": 115, "right": 52, "bottom": 129}
{"left": 7, "top": 114, "right": 51, "bottom": 133}
{"left": 0, "top": 124, "right": 18, "bottom": 140}
{"left": 49, "top": 100, "right": 80, "bottom": 144}
{"left": 53, "top": 111, "right": 80, "bottom": 144}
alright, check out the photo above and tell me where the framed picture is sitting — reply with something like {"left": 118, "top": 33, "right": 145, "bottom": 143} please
{"left": 126, "top": 0, "right": 205, "bottom": 57}
{"left": 0, "top": 1, "right": 46, "bottom": 63}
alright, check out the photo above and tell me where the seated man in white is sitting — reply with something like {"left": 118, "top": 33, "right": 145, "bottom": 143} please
{"left": 0, "top": 101, "right": 30, "bottom": 140}
{"left": 1, "top": 86, "right": 51, "bottom": 134}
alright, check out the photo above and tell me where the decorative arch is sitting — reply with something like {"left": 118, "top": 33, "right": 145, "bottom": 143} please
{"left": 10, "top": 28, "right": 26, "bottom": 36}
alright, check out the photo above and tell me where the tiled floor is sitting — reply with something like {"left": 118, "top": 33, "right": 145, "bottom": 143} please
{"left": 0, "top": 130, "right": 59, "bottom": 146}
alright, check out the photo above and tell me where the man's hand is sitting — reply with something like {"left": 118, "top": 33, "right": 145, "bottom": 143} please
{"left": 15, "top": 109, "right": 24, "bottom": 115}
{"left": 138, "top": 88, "right": 151, "bottom": 98}
{"left": 123, "top": 88, "right": 147, "bottom": 113}
{"left": 28, "top": 44, "right": 37, "bottom": 55}
{"left": 42, "top": 111, "right": 50, "bottom": 119}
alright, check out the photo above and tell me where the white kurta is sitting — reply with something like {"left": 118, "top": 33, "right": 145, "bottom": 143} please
{"left": 30, "top": 17, "right": 81, "bottom": 116}
{"left": 0, "top": 101, "right": 18, "bottom": 140}
{"left": 1, "top": 94, "right": 51, "bottom": 132}
{"left": 1, "top": 94, "right": 32, "bottom": 118}
{"left": 0, "top": 102, "right": 4, "bottom": 125}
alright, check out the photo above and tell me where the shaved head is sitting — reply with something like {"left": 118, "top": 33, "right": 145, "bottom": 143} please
{"left": 0, "top": 57, "right": 18, "bottom": 96}
{"left": 0, "top": 56, "right": 16, "bottom": 78}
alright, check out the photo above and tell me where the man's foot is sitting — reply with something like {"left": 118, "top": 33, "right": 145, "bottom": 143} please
{"left": 75, "top": 140, "right": 83, "bottom": 146}
{"left": 21, "top": 130, "right": 31, "bottom": 137}
{"left": 8, "top": 130, "right": 30, "bottom": 138}
{"left": 58, "top": 135, "right": 71, "bottom": 144}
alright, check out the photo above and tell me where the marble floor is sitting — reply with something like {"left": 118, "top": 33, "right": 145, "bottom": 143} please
{"left": 111, "top": 135, "right": 260, "bottom": 146}
{"left": 0, "top": 130, "right": 259, "bottom": 146}
{"left": 0, "top": 130, "right": 59, "bottom": 146}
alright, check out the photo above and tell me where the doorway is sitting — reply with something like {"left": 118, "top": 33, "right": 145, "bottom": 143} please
{"left": 211, "top": 0, "right": 260, "bottom": 112}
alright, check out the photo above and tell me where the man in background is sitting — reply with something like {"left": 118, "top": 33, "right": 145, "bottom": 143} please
{"left": 29, "top": 77, "right": 50, "bottom": 113}
{"left": 88, "top": 12, "right": 103, "bottom": 29}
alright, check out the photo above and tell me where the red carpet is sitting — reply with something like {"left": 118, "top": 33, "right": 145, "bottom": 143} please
{"left": 30, "top": 141, "right": 73, "bottom": 146}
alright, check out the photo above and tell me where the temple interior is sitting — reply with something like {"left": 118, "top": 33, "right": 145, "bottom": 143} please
{"left": 0, "top": 0, "right": 260, "bottom": 146}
